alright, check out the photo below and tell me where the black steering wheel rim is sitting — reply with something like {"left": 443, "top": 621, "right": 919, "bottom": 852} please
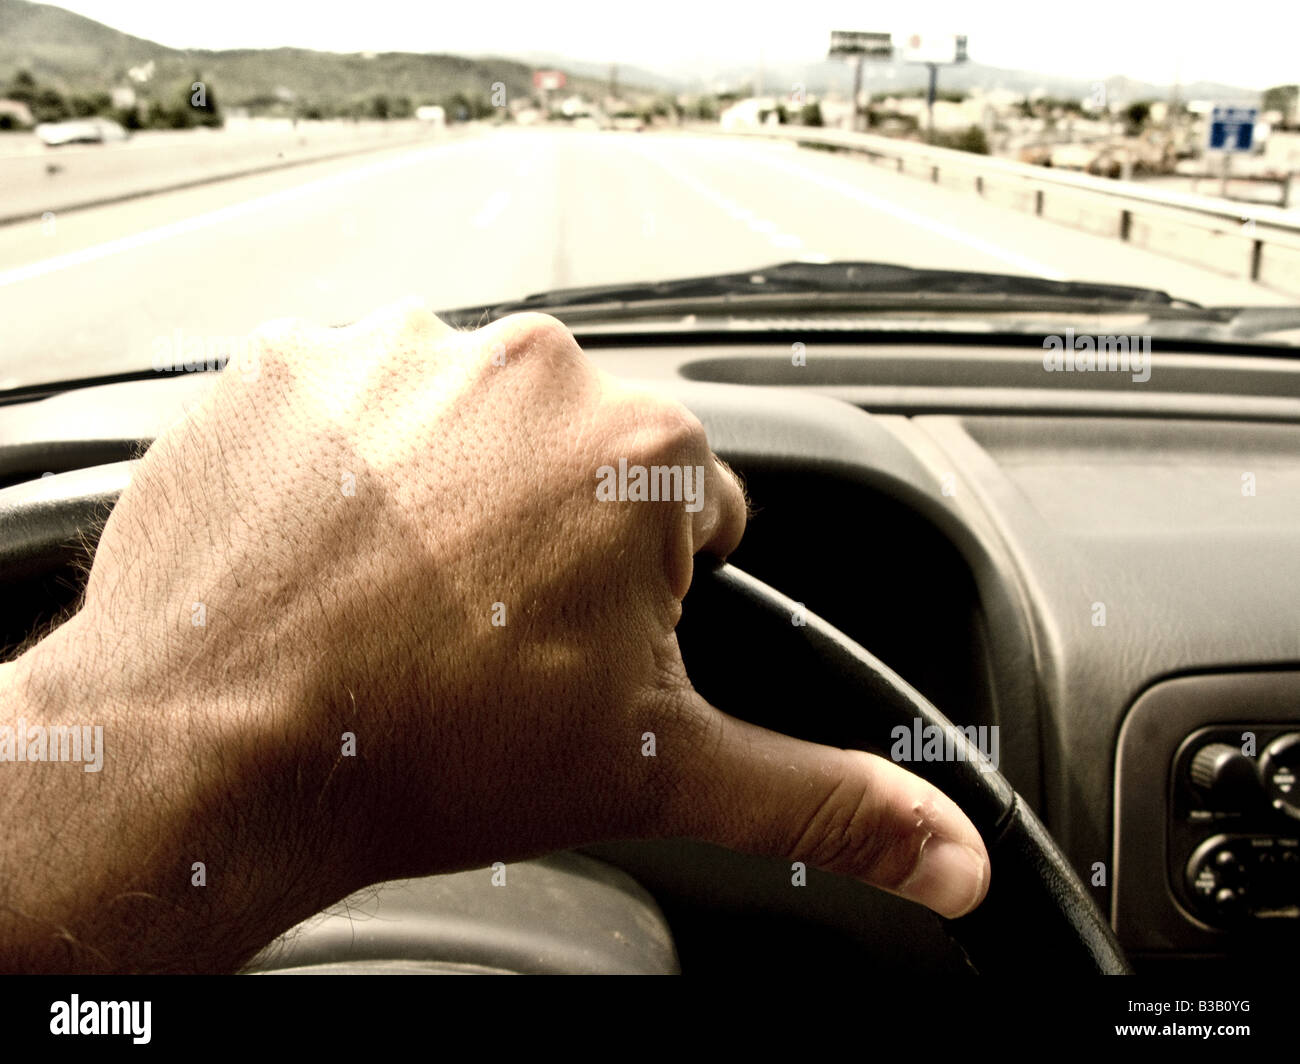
{"left": 0, "top": 462, "right": 1129, "bottom": 974}
{"left": 678, "top": 558, "right": 1131, "bottom": 975}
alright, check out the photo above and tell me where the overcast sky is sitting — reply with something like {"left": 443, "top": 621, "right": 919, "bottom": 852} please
{"left": 49, "top": 0, "right": 1298, "bottom": 90}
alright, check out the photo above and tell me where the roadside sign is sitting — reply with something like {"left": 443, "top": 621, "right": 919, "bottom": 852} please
{"left": 829, "top": 30, "right": 892, "bottom": 57}
{"left": 1209, "top": 106, "right": 1257, "bottom": 152}
{"left": 532, "top": 70, "right": 566, "bottom": 92}
{"left": 899, "top": 33, "right": 967, "bottom": 64}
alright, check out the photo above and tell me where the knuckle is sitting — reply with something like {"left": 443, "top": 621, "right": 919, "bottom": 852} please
{"left": 247, "top": 315, "right": 317, "bottom": 352}
{"left": 487, "top": 312, "right": 581, "bottom": 367}
{"left": 611, "top": 391, "right": 709, "bottom": 466}
{"left": 220, "top": 323, "right": 297, "bottom": 394}
{"left": 240, "top": 316, "right": 327, "bottom": 379}
{"left": 346, "top": 297, "right": 438, "bottom": 343}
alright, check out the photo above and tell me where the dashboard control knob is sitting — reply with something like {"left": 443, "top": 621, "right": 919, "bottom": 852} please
{"left": 1189, "top": 742, "right": 1262, "bottom": 808}
{"left": 1261, "top": 733, "right": 1300, "bottom": 821}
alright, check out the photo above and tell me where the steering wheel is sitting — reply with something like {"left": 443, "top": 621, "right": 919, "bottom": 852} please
{"left": 1, "top": 462, "right": 1129, "bottom": 974}
{"left": 677, "top": 558, "right": 1131, "bottom": 975}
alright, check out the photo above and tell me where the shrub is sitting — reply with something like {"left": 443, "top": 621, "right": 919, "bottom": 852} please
{"left": 800, "top": 101, "right": 823, "bottom": 127}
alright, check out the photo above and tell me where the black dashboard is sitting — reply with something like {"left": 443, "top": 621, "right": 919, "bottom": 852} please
{"left": 2, "top": 333, "right": 1298, "bottom": 973}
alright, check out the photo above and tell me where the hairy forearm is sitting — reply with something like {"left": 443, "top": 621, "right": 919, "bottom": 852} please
{"left": 0, "top": 612, "right": 365, "bottom": 973}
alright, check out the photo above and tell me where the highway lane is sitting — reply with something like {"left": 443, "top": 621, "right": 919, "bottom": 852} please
{"left": 0, "top": 126, "right": 1294, "bottom": 389}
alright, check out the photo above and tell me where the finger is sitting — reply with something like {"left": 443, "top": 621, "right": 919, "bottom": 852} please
{"left": 693, "top": 456, "right": 748, "bottom": 560}
{"left": 664, "top": 701, "right": 990, "bottom": 919}
{"left": 596, "top": 383, "right": 749, "bottom": 597}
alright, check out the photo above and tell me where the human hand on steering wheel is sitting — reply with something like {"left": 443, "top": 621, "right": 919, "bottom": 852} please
{"left": 0, "top": 299, "right": 989, "bottom": 973}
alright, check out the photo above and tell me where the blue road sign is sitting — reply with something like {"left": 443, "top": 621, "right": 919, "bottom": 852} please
{"left": 1209, "top": 106, "right": 1257, "bottom": 152}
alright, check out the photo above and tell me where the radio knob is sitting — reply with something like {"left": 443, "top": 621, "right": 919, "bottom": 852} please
{"left": 1189, "top": 742, "right": 1262, "bottom": 808}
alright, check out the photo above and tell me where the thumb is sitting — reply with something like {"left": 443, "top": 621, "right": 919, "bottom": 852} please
{"left": 668, "top": 702, "right": 991, "bottom": 919}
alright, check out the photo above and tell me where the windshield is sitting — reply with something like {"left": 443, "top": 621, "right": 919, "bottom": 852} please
{"left": 1, "top": 0, "right": 1299, "bottom": 390}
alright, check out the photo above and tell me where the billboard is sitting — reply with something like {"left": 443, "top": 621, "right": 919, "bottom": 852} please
{"left": 532, "top": 70, "right": 567, "bottom": 91}
{"left": 829, "top": 31, "right": 893, "bottom": 58}
{"left": 899, "top": 33, "right": 967, "bottom": 64}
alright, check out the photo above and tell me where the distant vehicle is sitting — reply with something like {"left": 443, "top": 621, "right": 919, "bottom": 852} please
{"left": 34, "top": 118, "right": 130, "bottom": 147}
{"left": 415, "top": 105, "right": 445, "bottom": 128}
{"left": 609, "top": 112, "right": 646, "bottom": 132}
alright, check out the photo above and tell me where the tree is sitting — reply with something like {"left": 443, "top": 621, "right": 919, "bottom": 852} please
{"left": 692, "top": 97, "right": 717, "bottom": 121}
{"left": 954, "top": 124, "right": 989, "bottom": 154}
{"left": 68, "top": 92, "right": 112, "bottom": 119}
{"left": 1263, "top": 84, "right": 1299, "bottom": 127}
{"left": 8, "top": 70, "right": 38, "bottom": 105}
{"left": 33, "top": 86, "right": 70, "bottom": 123}
{"left": 189, "top": 77, "right": 222, "bottom": 128}
{"left": 1124, "top": 101, "right": 1151, "bottom": 134}
{"left": 444, "top": 91, "right": 472, "bottom": 122}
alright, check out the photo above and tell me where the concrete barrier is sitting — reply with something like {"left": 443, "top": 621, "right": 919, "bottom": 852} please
{"left": 1259, "top": 241, "right": 1300, "bottom": 295}
{"left": 695, "top": 123, "right": 1300, "bottom": 297}
{"left": 0, "top": 120, "right": 471, "bottom": 226}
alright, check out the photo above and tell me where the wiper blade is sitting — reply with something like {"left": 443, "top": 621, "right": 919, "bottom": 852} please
{"left": 441, "top": 261, "right": 1187, "bottom": 324}
{"left": 1216, "top": 306, "right": 1300, "bottom": 339}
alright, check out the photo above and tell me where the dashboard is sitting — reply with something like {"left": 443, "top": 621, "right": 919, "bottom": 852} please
{"left": 2, "top": 331, "right": 1298, "bottom": 974}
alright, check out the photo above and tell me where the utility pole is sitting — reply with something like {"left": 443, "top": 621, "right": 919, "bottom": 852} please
{"left": 852, "top": 54, "right": 864, "bottom": 131}
{"left": 829, "top": 30, "right": 893, "bottom": 132}
{"left": 925, "top": 62, "right": 938, "bottom": 142}
{"left": 903, "top": 33, "right": 967, "bottom": 144}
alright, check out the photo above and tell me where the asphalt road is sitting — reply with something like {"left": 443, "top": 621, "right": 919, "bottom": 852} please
{"left": 0, "top": 127, "right": 1294, "bottom": 389}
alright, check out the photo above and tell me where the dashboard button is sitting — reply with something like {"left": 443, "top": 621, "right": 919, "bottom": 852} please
{"left": 1260, "top": 733, "right": 1300, "bottom": 821}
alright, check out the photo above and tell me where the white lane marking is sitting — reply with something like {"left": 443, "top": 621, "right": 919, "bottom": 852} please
{"left": 472, "top": 188, "right": 511, "bottom": 228}
{"left": 631, "top": 142, "right": 822, "bottom": 261}
{"left": 515, "top": 151, "right": 542, "bottom": 178}
{"left": 0, "top": 140, "right": 480, "bottom": 289}
{"left": 738, "top": 144, "right": 1066, "bottom": 279}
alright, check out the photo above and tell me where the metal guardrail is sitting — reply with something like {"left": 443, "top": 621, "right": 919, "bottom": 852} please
{"left": 700, "top": 123, "right": 1300, "bottom": 298}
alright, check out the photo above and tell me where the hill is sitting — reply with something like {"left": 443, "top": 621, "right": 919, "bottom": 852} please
{"left": 0, "top": 0, "right": 626, "bottom": 114}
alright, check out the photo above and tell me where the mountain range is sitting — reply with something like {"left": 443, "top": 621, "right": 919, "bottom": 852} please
{"left": 0, "top": 0, "right": 1264, "bottom": 110}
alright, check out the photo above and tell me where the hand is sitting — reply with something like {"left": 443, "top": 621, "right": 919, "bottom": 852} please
{"left": 0, "top": 299, "right": 988, "bottom": 973}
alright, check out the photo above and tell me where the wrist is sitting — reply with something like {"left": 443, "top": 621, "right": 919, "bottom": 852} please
{"left": 0, "top": 612, "right": 370, "bottom": 972}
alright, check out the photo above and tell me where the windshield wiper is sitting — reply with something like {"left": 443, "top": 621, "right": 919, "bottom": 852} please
{"left": 442, "top": 261, "right": 1191, "bottom": 324}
